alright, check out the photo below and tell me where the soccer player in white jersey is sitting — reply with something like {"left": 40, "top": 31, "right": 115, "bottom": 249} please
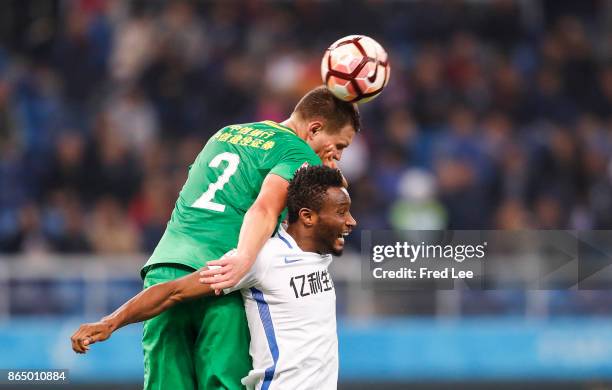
{"left": 71, "top": 165, "right": 357, "bottom": 390}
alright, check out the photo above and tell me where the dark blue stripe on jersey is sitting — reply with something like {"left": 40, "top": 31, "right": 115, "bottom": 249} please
{"left": 251, "top": 287, "right": 279, "bottom": 390}
{"left": 277, "top": 230, "right": 293, "bottom": 249}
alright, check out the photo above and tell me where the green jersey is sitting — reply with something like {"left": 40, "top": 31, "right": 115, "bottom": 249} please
{"left": 142, "top": 120, "right": 321, "bottom": 276}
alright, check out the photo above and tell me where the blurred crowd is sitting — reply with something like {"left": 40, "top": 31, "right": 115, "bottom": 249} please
{"left": 0, "top": 0, "right": 611, "bottom": 255}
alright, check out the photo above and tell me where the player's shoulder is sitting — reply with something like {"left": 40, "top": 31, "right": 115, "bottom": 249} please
{"left": 212, "top": 121, "right": 317, "bottom": 162}
{"left": 257, "top": 121, "right": 309, "bottom": 145}
{"left": 258, "top": 236, "right": 288, "bottom": 258}
{"left": 225, "top": 121, "right": 307, "bottom": 144}
{"left": 255, "top": 233, "right": 299, "bottom": 262}
{"left": 223, "top": 121, "right": 291, "bottom": 135}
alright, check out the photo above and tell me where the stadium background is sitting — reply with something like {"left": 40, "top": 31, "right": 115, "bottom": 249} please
{"left": 0, "top": 0, "right": 611, "bottom": 389}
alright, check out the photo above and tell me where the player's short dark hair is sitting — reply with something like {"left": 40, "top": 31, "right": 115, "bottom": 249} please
{"left": 287, "top": 165, "right": 345, "bottom": 223}
{"left": 293, "top": 86, "right": 361, "bottom": 133}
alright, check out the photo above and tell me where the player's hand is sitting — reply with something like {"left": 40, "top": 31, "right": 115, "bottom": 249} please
{"left": 70, "top": 321, "right": 113, "bottom": 354}
{"left": 198, "top": 252, "right": 253, "bottom": 293}
{"left": 320, "top": 145, "right": 338, "bottom": 169}
{"left": 319, "top": 145, "right": 348, "bottom": 187}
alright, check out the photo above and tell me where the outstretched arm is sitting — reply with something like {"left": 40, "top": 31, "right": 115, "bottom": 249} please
{"left": 71, "top": 268, "right": 213, "bottom": 353}
{"left": 199, "top": 173, "right": 288, "bottom": 290}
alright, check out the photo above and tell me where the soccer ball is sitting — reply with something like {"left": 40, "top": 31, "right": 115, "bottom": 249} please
{"left": 321, "top": 35, "right": 390, "bottom": 104}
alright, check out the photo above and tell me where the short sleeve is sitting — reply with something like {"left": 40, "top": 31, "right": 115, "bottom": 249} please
{"left": 269, "top": 147, "right": 322, "bottom": 181}
{"left": 223, "top": 251, "right": 270, "bottom": 294}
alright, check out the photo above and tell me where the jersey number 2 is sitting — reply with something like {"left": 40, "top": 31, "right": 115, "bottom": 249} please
{"left": 192, "top": 152, "right": 240, "bottom": 212}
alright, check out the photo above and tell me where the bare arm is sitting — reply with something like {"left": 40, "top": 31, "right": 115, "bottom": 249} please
{"left": 236, "top": 174, "right": 288, "bottom": 262}
{"left": 71, "top": 268, "right": 212, "bottom": 353}
{"left": 199, "top": 173, "right": 288, "bottom": 290}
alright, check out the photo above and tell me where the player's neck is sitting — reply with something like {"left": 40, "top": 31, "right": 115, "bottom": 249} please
{"left": 280, "top": 117, "right": 308, "bottom": 141}
{"left": 285, "top": 225, "right": 319, "bottom": 254}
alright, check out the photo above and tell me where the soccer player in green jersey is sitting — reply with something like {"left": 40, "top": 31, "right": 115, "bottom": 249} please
{"left": 137, "top": 86, "right": 359, "bottom": 390}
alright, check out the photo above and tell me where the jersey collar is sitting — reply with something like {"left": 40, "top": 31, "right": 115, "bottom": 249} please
{"left": 263, "top": 120, "right": 296, "bottom": 135}
{"left": 276, "top": 225, "right": 301, "bottom": 251}
{"left": 276, "top": 225, "right": 332, "bottom": 260}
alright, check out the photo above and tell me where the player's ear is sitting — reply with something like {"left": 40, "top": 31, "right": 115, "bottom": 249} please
{"left": 307, "top": 121, "right": 324, "bottom": 140}
{"left": 298, "top": 208, "right": 317, "bottom": 226}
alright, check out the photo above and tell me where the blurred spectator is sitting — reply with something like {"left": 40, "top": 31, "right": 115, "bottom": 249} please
{"left": 0, "top": 139, "right": 30, "bottom": 210}
{"left": 110, "top": 13, "right": 155, "bottom": 82}
{"left": 41, "top": 132, "right": 90, "bottom": 200}
{"left": 43, "top": 190, "right": 91, "bottom": 253}
{"left": 89, "top": 114, "right": 142, "bottom": 203}
{"left": 157, "top": 1, "right": 208, "bottom": 68}
{"left": 495, "top": 199, "right": 531, "bottom": 229}
{"left": 0, "top": 203, "right": 48, "bottom": 254}
{"left": 0, "top": 78, "right": 14, "bottom": 149}
{"left": 337, "top": 134, "right": 369, "bottom": 181}
{"left": 105, "top": 87, "right": 159, "bottom": 154}
{"left": 534, "top": 193, "right": 565, "bottom": 229}
{"left": 128, "top": 175, "right": 172, "bottom": 254}
{"left": 410, "top": 48, "right": 451, "bottom": 127}
{"left": 390, "top": 168, "right": 447, "bottom": 230}
{"left": 525, "top": 67, "right": 577, "bottom": 124}
{"left": 434, "top": 105, "right": 495, "bottom": 228}
{"left": 88, "top": 197, "right": 139, "bottom": 254}
{"left": 53, "top": 5, "right": 109, "bottom": 105}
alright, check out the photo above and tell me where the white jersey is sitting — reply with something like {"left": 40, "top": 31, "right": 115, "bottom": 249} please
{"left": 225, "top": 227, "right": 338, "bottom": 390}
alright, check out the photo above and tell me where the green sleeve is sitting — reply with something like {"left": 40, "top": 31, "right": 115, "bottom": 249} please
{"left": 269, "top": 149, "right": 322, "bottom": 181}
